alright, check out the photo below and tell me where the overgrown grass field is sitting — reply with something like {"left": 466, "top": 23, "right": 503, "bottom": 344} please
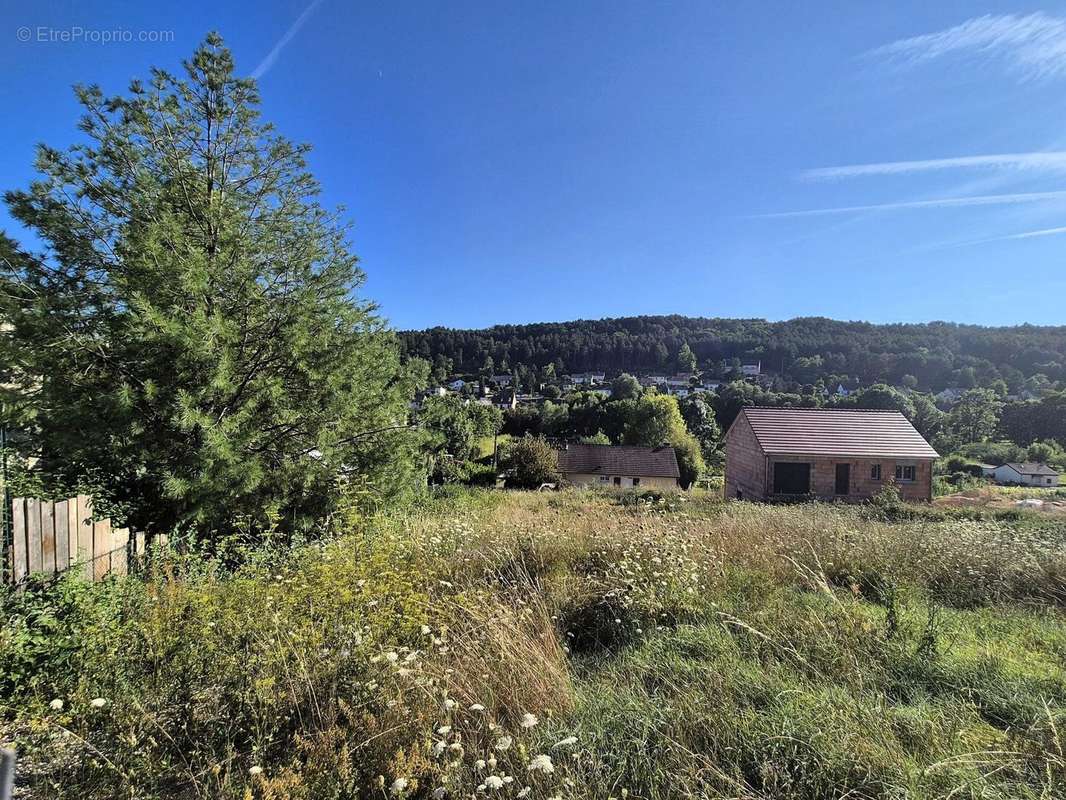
{"left": 2, "top": 490, "right": 1065, "bottom": 799}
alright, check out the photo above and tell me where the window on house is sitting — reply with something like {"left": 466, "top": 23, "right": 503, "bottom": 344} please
{"left": 633, "top": 477, "right": 640, "bottom": 487}
{"left": 613, "top": 476, "right": 621, "bottom": 486}
{"left": 870, "top": 464, "right": 881, "bottom": 480}
{"left": 599, "top": 475, "right": 610, "bottom": 483}
{"left": 895, "top": 464, "right": 916, "bottom": 482}
{"left": 1048, "top": 478, "right": 1054, "bottom": 485}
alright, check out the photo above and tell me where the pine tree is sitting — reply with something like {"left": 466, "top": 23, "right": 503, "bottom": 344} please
{"left": 1, "top": 35, "right": 422, "bottom": 535}
{"left": 676, "top": 342, "right": 697, "bottom": 373}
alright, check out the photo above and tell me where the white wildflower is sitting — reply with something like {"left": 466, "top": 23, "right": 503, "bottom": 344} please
{"left": 484, "top": 776, "right": 505, "bottom": 790}
{"left": 432, "top": 740, "right": 447, "bottom": 757}
{"left": 436, "top": 725, "right": 452, "bottom": 735}
{"left": 528, "top": 754, "right": 554, "bottom": 774}
{"left": 421, "top": 625, "right": 432, "bottom": 635}
{"left": 517, "top": 789, "right": 531, "bottom": 798}
{"left": 432, "top": 789, "right": 446, "bottom": 800}
{"left": 495, "top": 735, "right": 513, "bottom": 751}
{"left": 385, "top": 652, "right": 399, "bottom": 664}
{"left": 248, "top": 765, "right": 263, "bottom": 776}
{"left": 390, "top": 777, "right": 408, "bottom": 795}
{"left": 475, "top": 759, "right": 486, "bottom": 771}
{"left": 469, "top": 703, "right": 485, "bottom": 712}
{"left": 89, "top": 698, "right": 107, "bottom": 709}
{"left": 49, "top": 698, "right": 64, "bottom": 711}
{"left": 444, "top": 698, "right": 457, "bottom": 710}
{"left": 520, "top": 713, "right": 538, "bottom": 729}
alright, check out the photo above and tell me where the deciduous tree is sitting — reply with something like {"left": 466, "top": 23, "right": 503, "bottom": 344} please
{"left": 501, "top": 435, "right": 559, "bottom": 489}
{"left": 610, "top": 373, "right": 641, "bottom": 400}
{"left": 946, "top": 389, "right": 1003, "bottom": 445}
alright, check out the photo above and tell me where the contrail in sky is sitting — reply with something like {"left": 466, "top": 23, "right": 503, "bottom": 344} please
{"left": 802, "top": 152, "right": 1066, "bottom": 180}
{"left": 252, "top": 0, "right": 326, "bottom": 79}
{"left": 751, "top": 190, "right": 1066, "bottom": 218}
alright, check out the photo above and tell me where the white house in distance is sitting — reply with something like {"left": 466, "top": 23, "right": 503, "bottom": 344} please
{"left": 741, "top": 362, "right": 761, "bottom": 377}
{"left": 935, "top": 388, "right": 965, "bottom": 405}
{"left": 989, "top": 462, "right": 1060, "bottom": 487}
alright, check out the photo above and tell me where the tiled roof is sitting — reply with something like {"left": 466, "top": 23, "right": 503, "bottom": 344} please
{"left": 556, "top": 444, "right": 680, "bottom": 478}
{"left": 1004, "top": 462, "right": 1059, "bottom": 476}
{"left": 737, "top": 407, "right": 939, "bottom": 459}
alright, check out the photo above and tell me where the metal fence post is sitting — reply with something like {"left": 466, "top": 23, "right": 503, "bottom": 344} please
{"left": 0, "top": 748, "right": 14, "bottom": 800}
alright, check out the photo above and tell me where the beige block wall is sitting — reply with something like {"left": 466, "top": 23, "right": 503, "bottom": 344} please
{"left": 565, "top": 473, "right": 679, "bottom": 490}
{"left": 766, "top": 456, "right": 933, "bottom": 502}
{"left": 724, "top": 414, "right": 767, "bottom": 500}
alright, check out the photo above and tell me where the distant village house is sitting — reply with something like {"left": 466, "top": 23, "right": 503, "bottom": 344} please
{"left": 988, "top": 462, "right": 1060, "bottom": 487}
{"left": 557, "top": 444, "right": 680, "bottom": 490}
{"left": 724, "top": 408, "right": 938, "bottom": 502}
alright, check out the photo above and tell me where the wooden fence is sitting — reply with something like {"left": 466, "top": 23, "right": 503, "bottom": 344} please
{"left": 5, "top": 495, "right": 151, "bottom": 586}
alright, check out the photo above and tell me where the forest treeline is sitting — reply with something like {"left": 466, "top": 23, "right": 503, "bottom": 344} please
{"left": 401, "top": 316, "right": 1066, "bottom": 392}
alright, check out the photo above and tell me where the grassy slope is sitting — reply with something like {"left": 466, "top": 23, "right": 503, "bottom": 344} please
{"left": 2, "top": 490, "right": 1065, "bottom": 799}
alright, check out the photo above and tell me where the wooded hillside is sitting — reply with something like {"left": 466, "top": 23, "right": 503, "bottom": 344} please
{"left": 401, "top": 316, "right": 1066, "bottom": 391}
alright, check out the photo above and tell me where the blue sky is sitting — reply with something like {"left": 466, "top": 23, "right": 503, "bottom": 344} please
{"left": 3, "top": 2, "right": 1066, "bottom": 329}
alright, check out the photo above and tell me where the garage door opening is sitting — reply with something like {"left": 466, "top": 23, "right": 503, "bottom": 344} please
{"left": 773, "top": 462, "right": 811, "bottom": 495}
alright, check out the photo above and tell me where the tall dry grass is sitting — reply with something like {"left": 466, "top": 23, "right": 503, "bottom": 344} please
{"left": 2, "top": 488, "right": 1064, "bottom": 799}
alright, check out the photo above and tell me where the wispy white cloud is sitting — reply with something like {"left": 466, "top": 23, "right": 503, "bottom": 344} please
{"left": 869, "top": 12, "right": 1066, "bottom": 82}
{"left": 802, "top": 152, "right": 1066, "bottom": 181}
{"left": 252, "top": 0, "right": 326, "bottom": 79}
{"left": 968, "top": 225, "right": 1066, "bottom": 245}
{"left": 752, "top": 190, "right": 1066, "bottom": 219}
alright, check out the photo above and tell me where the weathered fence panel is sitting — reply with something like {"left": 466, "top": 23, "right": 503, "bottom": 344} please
{"left": 11, "top": 500, "right": 26, "bottom": 584}
{"left": 76, "top": 495, "right": 93, "bottom": 580}
{"left": 26, "top": 499, "right": 42, "bottom": 574}
{"left": 54, "top": 499, "right": 69, "bottom": 572}
{"left": 4, "top": 496, "right": 147, "bottom": 586}
{"left": 41, "top": 501, "right": 56, "bottom": 573}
